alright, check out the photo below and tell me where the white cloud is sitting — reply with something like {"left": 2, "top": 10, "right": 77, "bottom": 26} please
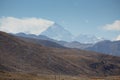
{"left": 0, "top": 17, "right": 54, "bottom": 35}
{"left": 116, "top": 35, "right": 120, "bottom": 40}
{"left": 103, "top": 20, "right": 120, "bottom": 31}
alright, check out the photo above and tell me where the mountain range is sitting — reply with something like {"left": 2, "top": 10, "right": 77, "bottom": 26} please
{"left": 0, "top": 31, "right": 120, "bottom": 77}
{"left": 74, "top": 34, "right": 104, "bottom": 43}
{"left": 26, "top": 21, "right": 104, "bottom": 43}
{"left": 87, "top": 40, "right": 120, "bottom": 56}
{"left": 15, "top": 32, "right": 120, "bottom": 56}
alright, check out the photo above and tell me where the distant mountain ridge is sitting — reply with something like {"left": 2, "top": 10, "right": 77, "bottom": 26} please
{"left": 16, "top": 32, "right": 53, "bottom": 41}
{"left": 87, "top": 40, "right": 120, "bottom": 56}
{"left": 40, "top": 22, "right": 104, "bottom": 43}
{"left": 15, "top": 32, "right": 93, "bottom": 49}
{"left": 17, "top": 36, "right": 66, "bottom": 48}
{"left": 74, "top": 34, "right": 104, "bottom": 43}
{"left": 15, "top": 32, "right": 120, "bottom": 56}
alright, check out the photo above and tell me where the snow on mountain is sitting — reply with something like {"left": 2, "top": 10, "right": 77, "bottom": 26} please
{"left": 41, "top": 23, "right": 73, "bottom": 41}
{"left": 74, "top": 34, "right": 104, "bottom": 43}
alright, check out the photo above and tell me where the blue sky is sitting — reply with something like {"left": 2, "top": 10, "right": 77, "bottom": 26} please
{"left": 0, "top": 0, "right": 120, "bottom": 40}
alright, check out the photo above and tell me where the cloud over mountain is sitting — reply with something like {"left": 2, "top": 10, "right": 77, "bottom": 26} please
{"left": 103, "top": 20, "right": 120, "bottom": 31}
{"left": 0, "top": 17, "right": 54, "bottom": 35}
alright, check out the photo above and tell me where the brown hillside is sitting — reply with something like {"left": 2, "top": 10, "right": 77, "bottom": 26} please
{"left": 0, "top": 31, "right": 120, "bottom": 77}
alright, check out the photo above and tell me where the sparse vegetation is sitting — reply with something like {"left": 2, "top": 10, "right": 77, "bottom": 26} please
{"left": 0, "top": 71, "right": 120, "bottom": 80}
{"left": 0, "top": 31, "right": 120, "bottom": 80}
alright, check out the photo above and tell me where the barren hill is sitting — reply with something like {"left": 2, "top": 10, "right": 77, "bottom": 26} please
{"left": 0, "top": 31, "right": 120, "bottom": 77}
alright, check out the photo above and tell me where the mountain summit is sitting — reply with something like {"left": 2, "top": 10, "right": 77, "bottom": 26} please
{"left": 41, "top": 23, "right": 73, "bottom": 41}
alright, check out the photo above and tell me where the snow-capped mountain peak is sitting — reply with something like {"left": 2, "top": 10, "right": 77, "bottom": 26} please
{"left": 41, "top": 23, "right": 73, "bottom": 41}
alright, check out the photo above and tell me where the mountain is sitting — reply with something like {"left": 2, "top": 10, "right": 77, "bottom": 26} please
{"left": 15, "top": 32, "right": 120, "bottom": 56}
{"left": 16, "top": 32, "right": 53, "bottom": 41}
{"left": 74, "top": 34, "right": 104, "bottom": 43}
{"left": 0, "top": 31, "right": 120, "bottom": 77}
{"left": 15, "top": 33, "right": 93, "bottom": 49}
{"left": 17, "top": 36, "right": 66, "bottom": 48}
{"left": 87, "top": 40, "right": 120, "bottom": 56}
{"left": 40, "top": 23, "right": 104, "bottom": 43}
{"left": 1, "top": 17, "right": 104, "bottom": 43}
{"left": 41, "top": 23, "right": 73, "bottom": 41}
{"left": 60, "top": 41, "right": 93, "bottom": 49}
{"left": 15, "top": 22, "right": 74, "bottom": 42}
{"left": 15, "top": 32, "right": 67, "bottom": 48}
{"left": 0, "top": 31, "right": 80, "bottom": 75}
